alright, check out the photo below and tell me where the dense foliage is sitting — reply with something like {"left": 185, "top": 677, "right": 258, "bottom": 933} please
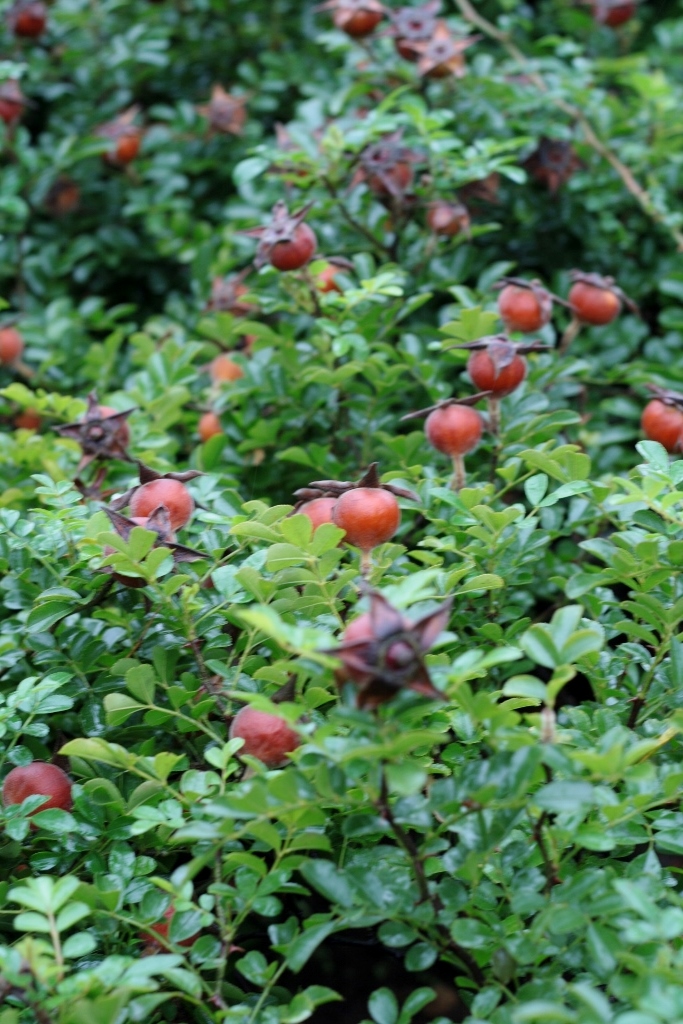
{"left": 2, "top": 0, "right": 683, "bottom": 1022}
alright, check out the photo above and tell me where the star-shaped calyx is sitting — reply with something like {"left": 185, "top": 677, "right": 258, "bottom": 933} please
{"left": 447, "top": 334, "right": 549, "bottom": 362}
{"left": 107, "top": 461, "right": 203, "bottom": 515}
{"left": 103, "top": 507, "right": 204, "bottom": 565}
{"left": 96, "top": 106, "right": 144, "bottom": 166}
{"left": 204, "top": 268, "right": 256, "bottom": 315}
{"left": 294, "top": 461, "right": 419, "bottom": 504}
{"left": 324, "top": 588, "right": 453, "bottom": 709}
{"left": 523, "top": 138, "right": 584, "bottom": 194}
{"left": 197, "top": 86, "right": 248, "bottom": 136}
{"left": 567, "top": 270, "right": 639, "bottom": 315}
{"left": 388, "top": 1, "right": 442, "bottom": 61}
{"left": 55, "top": 392, "right": 136, "bottom": 473}
{"left": 644, "top": 384, "right": 683, "bottom": 408}
{"left": 242, "top": 201, "right": 317, "bottom": 270}
{"left": 400, "top": 391, "right": 492, "bottom": 423}
{"left": 354, "top": 132, "right": 422, "bottom": 201}
{"left": 413, "top": 23, "right": 479, "bottom": 79}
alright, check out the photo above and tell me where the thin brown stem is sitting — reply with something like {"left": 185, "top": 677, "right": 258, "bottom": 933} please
{"left": 559, "top": 316, "right": 582, "bottom": 355}
{"left": 451, "top": 453, "right": 466, "bottom": 491}
{"left": 452, "top": 0, "right": 683, "bottom": 253}
{"left": 488, "top": 397, "right": 501, "bottom": 436}
{"left": 377, "top": 770, "right": 485, "bottom": 986}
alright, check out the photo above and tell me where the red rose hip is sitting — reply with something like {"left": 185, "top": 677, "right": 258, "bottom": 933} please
{"left": 0, "top": 327, "right": 24, "bottom": 364}
{"left": 332, "top": 487, "right": 401, "bottom": 554}
{"left": 269, "top": 223, "right": 317, "bottom": 271}
{"left": 2, "top": 762, "right": 73, "bottom": 814}
{"left": 568, "top": 281, "right": 622, "bottom": 326}
{"left": 130, "top": 479, "right": 194, "bottom": 530}
{"left": 229, "top": 706, "right": 300, "bottom": 767}
{"left": 641, "top": 400, "right": 683, "bottom": 454}
{"left": 467, "top": 350, "right": 527, "bottom": 398}
{"left": 298, "top": 496, "right": 339, "bottom": 532}
{"left": 498, "top": 284, "right": 552, "bottom": 334}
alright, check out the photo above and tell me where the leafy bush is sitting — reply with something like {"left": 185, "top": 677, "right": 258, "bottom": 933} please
{"left": 2, "top": 1, "right": 683, "bottom": 1022}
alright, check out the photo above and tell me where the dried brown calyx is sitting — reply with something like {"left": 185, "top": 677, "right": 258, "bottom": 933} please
{"left": 523, "top": 138, "right": 584, "bottom": 194}
{"left": 204, "top": 269, "right": 256, "bottom": 315}
{"left": 568, "top": 269, "right": 639, "bottom": 314}
{"left": 644, "top": 384, "right": 683, "bottom": 410}
{"left": 103, "top": 507, "right": 204, "bottom": 564}
{"left": 0, "top": 79, "right": 28, "bottom": 124}
{"left": 55, "top": 392, "right": 135, "bottom": 472}
{"left": 294, "top": 462, "right": 419, "bottom": 503}
{"left": 446, "top": 335, "right": 548, "bottom": 358}
{"left": 413, "top": 23, "right": 479, "bottom": 79}
{"left": 107, "top": 461, "right": 204, "bottom": 514}
{"left": 389, "top": 1, "right": 442, "bottom": 61}
{"left": 324, "top": 587, "right": 453, "bottom": 709}
{"left": 354, "top": 132, "right": 422, "bottom": 200}
{"left": 242, "top": 200, "right": 316, "bottom": 270}
{"left": 44, "top": 177, "right": 81, "bottom": 217}
{"left": 400, "top": 391, "right": 491, "bottom": 422}
{"left": 427, "top": 199, "right": 470, "bottom": 237}
{"left": 197, "top": 85, "right": 248, "bottom": 136}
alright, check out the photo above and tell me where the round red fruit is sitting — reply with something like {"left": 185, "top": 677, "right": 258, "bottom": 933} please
{"left": 229, "top": 706, "right": 300, "bottom": 767}
{"left": 0, "top": 327, "right": 24, "bottom": 364}
{"left": 468, "top": 350, "right": 527, "bottom": 397}
{"left": 498, "top": 285, "right": 551, "bottom": 333}
{"left": 130, "top": 479, "right": 194, "bottom": 530}
{"left": 298, "top": 497, "right": 339, "bottom": 531}
{"left": 334, "top": 7, "right": 382, "bottom": 36}
{"left": 14, "top": 409, "right": 41, "bottom": 430}
{"left": 641, "top": 400, "right": 683, "bottom": 453}
{"left": 332, "top": 487, "right": 400, "bottom": 552}
{"left": 568, "top": 281, "right": 621, "bottom": 325}
{"left": 11, "top": 1, "right": 46, "bottom": 37}
{"left": 198, "top": 411, "right": 223, "bottom": 442}
{"left": 425, "top": 405, "right": 483, "bottom": 457}
{"left": 209, "top": 354, "right": 245, "bottom": 383}
{"left": 2, "top": 762, "right": 72, "bottom": 814}
{"left": 591, "top": 0, "right": 635, "bottom": 25}
{"left": 316, "top": 264, "right": 343, "bottom": 293}
{"left": 269, "top": 223, "right": 317, "bottom": 272}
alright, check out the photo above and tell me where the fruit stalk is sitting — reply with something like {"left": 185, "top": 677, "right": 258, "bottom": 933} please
{"left": 559, "top": 316, "right": 582, "bottom": 355}
{"left": 450, "top": 453, "right": 466, "bottom": 491}
{"left": 488, "top": 396, "right": 501, "bottom": 436}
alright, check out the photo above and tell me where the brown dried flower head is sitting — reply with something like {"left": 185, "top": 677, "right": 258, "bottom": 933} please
{"left": 295, "top": 461, "right": 419, "bottom": 504}
{"left": 56, "top": 392, "right": 135, "bottom": 472}
{"left": 103, "top": 506, "right": 204, "bottom": 566}
{"left": 324, "top": 588, "right": 452, "bottom": 709}
{"left": 242, "top": 201, "right": 317, "bottom": 270}
{"left": 355, "top": 132, "right": 422, "bottom": 200}
{"left": 389, "top": 1, "right": 442, "bottom": 61}
{"left": 523, "top": 137, "right": 584, "bottom": 194}
{"left": 413, "top": 23, "right": 479, "bottom": 79}
{"left": 197, "top": 85, "right": 248, "bottom": 136}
